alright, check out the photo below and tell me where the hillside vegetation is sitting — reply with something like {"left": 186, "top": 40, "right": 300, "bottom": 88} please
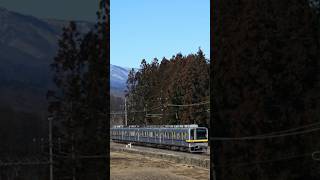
{"left": 125, "top": 49, "right": 210, "bottom": 127}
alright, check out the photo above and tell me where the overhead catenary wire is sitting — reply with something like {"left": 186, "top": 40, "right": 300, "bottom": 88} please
{"left": 211, "top": 125, "right": 320, "bottom": 141}
{"left": 255, "top": 121, "right": 320, "bottom": 137}
{"left": 111, "top": 99, "right": 210, "bottom": 115}
{"left": 166, "top": 101, "right": 210, "bottom": 107}
{"left": 110, "top": 105, "right": 162, "bottom": 115}
{"left": 214, "top": 151, "right": 316, "bottom": 169}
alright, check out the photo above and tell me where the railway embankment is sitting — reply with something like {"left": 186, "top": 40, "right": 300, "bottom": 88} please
{"left": 110, "top": 142, "right": 210, "bottom": 169}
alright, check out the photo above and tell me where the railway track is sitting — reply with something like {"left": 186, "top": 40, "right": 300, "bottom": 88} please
{"left": 110, "top": 141, "right": 210, "bottom": 169}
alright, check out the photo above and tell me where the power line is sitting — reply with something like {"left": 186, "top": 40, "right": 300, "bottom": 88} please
{"left": 214, "top": 151, "right": 315, "bottom": 169}
{"left": 110, "top": 105, "right": 163, "bottom": 115}
{"left": 211, "top": 126, "right": 320, "bottom": 141}
{"left": 255, "top": 121, "right": 320, "bottom": 137}
{"left": 166, "top": 101, "right": 210, "bottom": 107}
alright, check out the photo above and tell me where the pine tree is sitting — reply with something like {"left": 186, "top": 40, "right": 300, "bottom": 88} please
{"left": 47, "top": 21, "right": 85, "bottom": 179}
{"left": 212, "top": 0, "right": 320, "bottom": 179}
{"left": 126, "top": 50, "right": 210, "bottom": 127}
{"left": 47, "top": 0, "right": 109, "bottom": 179}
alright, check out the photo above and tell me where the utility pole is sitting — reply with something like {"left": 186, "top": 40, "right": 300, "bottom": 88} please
{"left": 124, "top": 97, "right": 128, "bottom": 126}
{"left": 72, "top": 136, "right": 75, "bottom": 180}
{"left": 71, "top": 101, "right": 76, "bottom": 180}
{"left": 144, "top": 104, "right": 147, "bottom": 125}
{"left": 48, "top": 116, "right": 53, "bottom": 180}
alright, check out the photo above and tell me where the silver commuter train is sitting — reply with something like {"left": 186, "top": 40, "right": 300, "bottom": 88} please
{"left": 110, "top": 124, "right": 208, "bottom": 153}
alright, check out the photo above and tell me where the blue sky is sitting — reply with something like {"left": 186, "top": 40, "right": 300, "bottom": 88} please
{"left": 111, "top": 0, "right": 210, "bottom": 68}
{"left": 0, "top": 0, "right": 98, "bottom": 22}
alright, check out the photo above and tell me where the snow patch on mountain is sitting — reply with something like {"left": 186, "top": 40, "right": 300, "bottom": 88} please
{"left": 110, "top": 64, "right": 139, "bottom": 97}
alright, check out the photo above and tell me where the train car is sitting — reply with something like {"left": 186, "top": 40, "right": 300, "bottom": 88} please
{"left": 110, "top": 124, "right": 208, "bottom": 153}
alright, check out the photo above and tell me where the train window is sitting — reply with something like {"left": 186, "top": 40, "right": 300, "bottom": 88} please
{"left": 196, "top": 128, "right": 207, "bottom": 139}
{"left": 177, "top": 132, "right": 180, "bottom": 139}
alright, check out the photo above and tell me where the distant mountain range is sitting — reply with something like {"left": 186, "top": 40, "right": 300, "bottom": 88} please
{"left": 0, "top": 7, "right": 129, "bottom": 114}
{"left": 110, "top": 65, "right": 139, "bottom": 97}
{"left": 110, "top": 65, "right": 130, "bottom": 97}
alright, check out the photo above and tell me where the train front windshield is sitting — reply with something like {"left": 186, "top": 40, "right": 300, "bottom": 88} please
{"left": 196, "top": 128, "right": 207, "bottom": 140}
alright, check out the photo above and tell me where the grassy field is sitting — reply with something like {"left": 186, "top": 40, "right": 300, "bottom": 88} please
{"left": 110, "top": 151, "right": 209, "bottom": 180}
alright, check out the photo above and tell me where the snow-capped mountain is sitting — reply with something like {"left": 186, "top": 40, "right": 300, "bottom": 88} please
{"left": 0, "top": 6, "right": 133, "bottom": 109}
{"left": 110, "top": 64, "right": 137, "bottom": 97}
{"left": 0, "top": 7, "right": 94, "bottom": 112}
{"left": 111, "top": 65, "right": 129, "bottom": 87}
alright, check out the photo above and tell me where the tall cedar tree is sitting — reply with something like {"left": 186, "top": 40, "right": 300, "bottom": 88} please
{"left": 47, "top": 0, "right": 109, "bottom": 179}
{"left": 126, "top": 49, "right": 210, "bottom": 127}
{"left": 212, "top": 0, "right": 320, "bottom": 179}
{"left": 48, "top": 21, "right": 85, "bottom": 179}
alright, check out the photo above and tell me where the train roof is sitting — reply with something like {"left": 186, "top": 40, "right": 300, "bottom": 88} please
{"left": 111, "top": 125, "right": 208, "bottom": 131}
{"left": 112, "top": 124, "right": 199, "bottom": 129}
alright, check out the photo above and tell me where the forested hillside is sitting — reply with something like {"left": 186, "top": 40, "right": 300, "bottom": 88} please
{"left": 110, "top": 94, "right": 125, "bottom": 126}
{"left": 125, "top": 49, "right": 210, "bottom": 127}
{"left": 212, "top": 0, "right": 320, "bottom": 179}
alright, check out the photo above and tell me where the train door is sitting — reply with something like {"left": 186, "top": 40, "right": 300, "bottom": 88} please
{"left": 190, "top": 129, "right": 195, "bottom": 140}
{"left": 171, "top": 130, "right": 174, "bottom": 145}
{"left": 121, "top": 129, "right": 124, "bottom": 140}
